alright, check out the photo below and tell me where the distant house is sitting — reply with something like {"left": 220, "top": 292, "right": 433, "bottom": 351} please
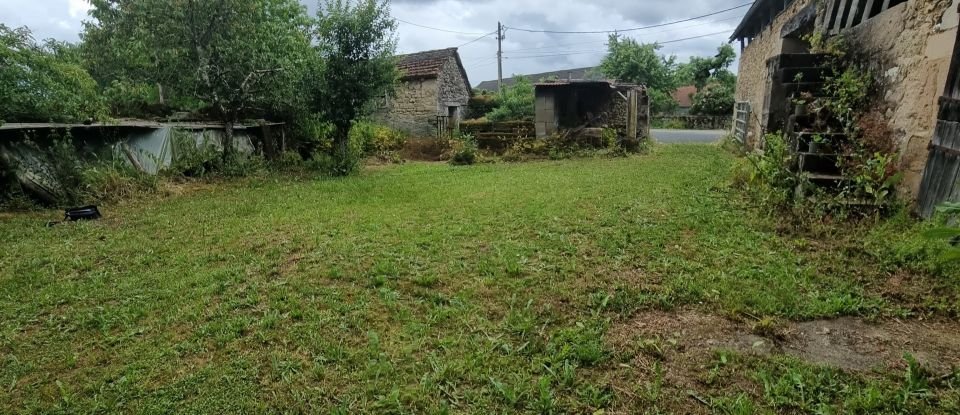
{"left": 375, "top": 48, "right": 471, "bottom": 137}
{"left": 475, "top": 67, "right": 600, "bottom": 92}
{"left": 671, "top": 85, "right": 698, "bottom": 114}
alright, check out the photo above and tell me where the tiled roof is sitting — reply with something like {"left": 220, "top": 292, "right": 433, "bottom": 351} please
{"left": 476, "top": 67, "right": 600, "bottom": 91}
{"left": 672, "top": 85, "right": 698, "bottom": 108}
{"left": 397, "top": 48, "right": 459, "bottom": 79}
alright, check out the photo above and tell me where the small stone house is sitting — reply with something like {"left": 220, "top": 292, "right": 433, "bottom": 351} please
{"left": 374, "top": 48, "right": 472, "bottom": 137}
{"left": 730, "top": 0, "right": 959, "bottom": 213}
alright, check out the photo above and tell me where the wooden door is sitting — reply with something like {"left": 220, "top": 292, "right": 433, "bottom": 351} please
{"left": 918, "top": 29, "right": 960, "bottom": 217}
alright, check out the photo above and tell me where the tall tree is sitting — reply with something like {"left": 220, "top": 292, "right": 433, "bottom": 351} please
{"left": 599, "top": 35, "right": 678, "bottom": 114}
{"left": 309, "top": 0, "right": 397, "bottom": 175}
{"left": 83, "top": 0, "right": 313, "bottom": 158}
{"left": 680, "top": 44, "right": 737, "bottom": 91}
{"left": 0, "top": 25, "right": 105, "bottom": 123}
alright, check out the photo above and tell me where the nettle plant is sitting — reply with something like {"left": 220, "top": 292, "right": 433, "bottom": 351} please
{"left": 924, "top": 203, "right": 960, "bottom": 263}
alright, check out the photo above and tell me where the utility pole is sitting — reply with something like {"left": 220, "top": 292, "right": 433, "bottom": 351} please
{"left": 497, "top": 21, "right": 504, "bottom": 95}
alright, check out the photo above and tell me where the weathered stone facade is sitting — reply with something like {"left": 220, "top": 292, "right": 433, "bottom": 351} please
{"left": 840, "top": 0, "right": 958, "bottom": 197}
{"left": 374, "top": 48, "right": 471, "bottom": 138}
{"left": 733, "top": 0, "right": 815, "bottom": 147}
{"left": 732, "top": 0, "right": 959, "bottom": 201}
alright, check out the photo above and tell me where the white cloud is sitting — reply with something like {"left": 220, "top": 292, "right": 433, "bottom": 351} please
{"left": 67, "top": 0, "right": 90, "bottom": 19}
{"left": 0, "top": 0, "right": 745, "bottom": 86}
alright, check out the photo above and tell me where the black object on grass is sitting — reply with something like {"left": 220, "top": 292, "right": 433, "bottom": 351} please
{"left": 64, "top": 205, "right": 102, "bottom": 222}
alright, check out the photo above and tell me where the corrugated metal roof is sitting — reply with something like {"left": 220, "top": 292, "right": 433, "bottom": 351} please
{"left": 0, "top": 120, "right": 283, "bottom": 131}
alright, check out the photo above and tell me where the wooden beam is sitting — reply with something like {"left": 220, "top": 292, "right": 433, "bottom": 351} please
{"left": 835, "top": 0, "right": 850, "bottom": 33}
{"left": 947, "top": 27, "right": 960, "bottom": 98}
{"left": 861, "top": 0, "right": 877, "bottom": 24}
{"left": 823, "top": 0, "right": 837, "bottom": 29}
{"left": 844, "top": 0, "right": 861, "bottom": 28}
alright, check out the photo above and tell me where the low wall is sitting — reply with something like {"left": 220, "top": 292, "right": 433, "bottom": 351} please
{"left": 652, "top": 115, "right": 732, "bottom": 130}
{"left": 459, "top": 120, "right": 536, "bottom": 151}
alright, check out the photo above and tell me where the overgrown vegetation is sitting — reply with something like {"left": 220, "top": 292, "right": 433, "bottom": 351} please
{"left": 484, "top": 76, "right": 535, "bottom": 122}
{"left": 736, "top": 35, "right": 903, "bottom": 217}
{"left": 0, "top": 25, "right": 107, "bottom": 123}
{"left": 1, "top": 145, "right": 956, "bottom": 412}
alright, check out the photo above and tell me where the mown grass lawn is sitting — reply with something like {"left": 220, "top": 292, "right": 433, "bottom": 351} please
{"left": 1, "top": 145, "right": 957, "bottom": 413}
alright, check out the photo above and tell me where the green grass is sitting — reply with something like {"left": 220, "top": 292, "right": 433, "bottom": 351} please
{"left": 0, "top": 145, "right": 956, "bottom": 413}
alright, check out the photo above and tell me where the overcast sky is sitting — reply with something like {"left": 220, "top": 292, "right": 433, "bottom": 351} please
{"left": 0, "top": 0, "right": 747, "bottom": 87}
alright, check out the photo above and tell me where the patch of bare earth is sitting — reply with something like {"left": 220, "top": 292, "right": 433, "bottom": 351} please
{"left": 603, "top": 310, "right": 960, "bottom": 413}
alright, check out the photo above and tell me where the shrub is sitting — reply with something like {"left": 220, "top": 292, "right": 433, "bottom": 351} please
{"left": 351, "top": 121, "right": 406, "bottom": 162}
{"left": 449, "top": 132, "right": 478, "bottom": 166}
{"left": 738, "top": 132, "right": 801, "bottom": 208}
{"left": 923, "top": 203, "right": 960, "bottom": 264}
{"left": 81, "top": 156, "right": 158, "bottom": 202}
{"left": 486, "top": 76, "right": 535, "bottom": 122}
{"left": 168, "top": 130, "right": 223, "bottom": 178}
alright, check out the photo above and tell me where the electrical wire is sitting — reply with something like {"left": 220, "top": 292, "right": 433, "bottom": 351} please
{"left": 502, "top": 14, "right": 745, "bottom": 54}
{"left": 504, "top": 3, "right": 752, "bottom": 34}
{"left": 395, "top": 18, "right": 488, "bottom": 35}
{"left": 503, "top": 31, "right": 731, "bottom": 60}
{"left": 457, "top": 31, "right": 498, "bottom": 48}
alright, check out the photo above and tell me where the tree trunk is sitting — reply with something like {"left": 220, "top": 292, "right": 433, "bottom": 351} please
{"left": 223, "top": 120, "right": 235, "bottom": 163}
{"left": 332, "top": 123, "right": 352, "bottom": 176}
{"left": 260, "top": 124, "right": 278, "bottom": 160}
{"left": 157, "top": 83, "right": 165, "bottom": 106}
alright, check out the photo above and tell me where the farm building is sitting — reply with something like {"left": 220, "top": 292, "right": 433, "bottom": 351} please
{"left": 534, "top": 80, "right": 650, "bottom": 146}
{"left": 730, "top": 0, "right": 960, "bottom": 214}
{"left": 0, "top": 121, "right": 280, "bottom": 203}
{"left": 374, "top": 48, "right": 472, "bottom": 138}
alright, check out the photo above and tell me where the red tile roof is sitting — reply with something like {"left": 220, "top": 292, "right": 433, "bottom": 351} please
{"left": 673, "top": 85, "right": 698, "bottom": 108}
{"left": 397, "top": 48, "right": 458, "bottom": 79}
{"left": 395, "top": 47, "right": 472, "bottom": 97}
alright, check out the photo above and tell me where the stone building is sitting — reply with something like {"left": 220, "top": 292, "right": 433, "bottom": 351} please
{"left": 730, "top": 0, "right": 959, "bottom": 211}
{"left": 374, "top": 48, "right": 471, "bottom": 137}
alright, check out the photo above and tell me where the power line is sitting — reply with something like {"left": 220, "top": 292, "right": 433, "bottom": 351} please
{"left": 502, "top": 14, "right": 745, "bottom": 53}
{"left": 457, "top": 31, "right": 498, "bottom": 48}
{"left": 502, "top": 31, "right": 731, "bottom": 60}
{"left": 504, "top": 3, "right": 752, "bottom": 34}
{"left": 395, "top": 18, "right": 488, "bottom": 35}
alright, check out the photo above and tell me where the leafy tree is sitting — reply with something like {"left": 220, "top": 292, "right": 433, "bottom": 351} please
{"left": 690, "top": 81, "right": 735, "bottom": 116}
{"left": 684, "top": 44, "right": 737, "bottom": 91}
{"left": 308, "top": 0, "right": 397, "bottom": 175}
{"left": 599, "top": 35, "right": 678, "bottom": 114}
{"left": 83, "top": 0, "right": 313, "bottom": 159}
{"left": 0, "top": 25, "right": 106, "bottom": 123}
{"left": 486, "top": 75, "right": 534, "bottom": 122}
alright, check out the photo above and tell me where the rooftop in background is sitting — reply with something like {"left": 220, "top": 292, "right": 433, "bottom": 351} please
{"left": 475, "top": 67, "right": 600, "bottom": 91}
{"left": 673, "top": 85, "right": 698, "bottom": 108}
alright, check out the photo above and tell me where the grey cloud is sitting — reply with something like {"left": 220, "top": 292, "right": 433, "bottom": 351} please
{"left": 0, "top": 0, "right": 745, "bottom": 87}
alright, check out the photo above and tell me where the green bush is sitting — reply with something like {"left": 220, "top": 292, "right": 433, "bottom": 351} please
{"left": 168, "top": 130, "right": 223, "bottom": 178}
{"left": 449, "top": 132, "right": 478, "bottom": 166}
{"left": 81, "top": 156, "right": 159, "bottom": 202}
{"left": 0, "top": 25, "right": 107, "bottom": 123}
{"left": 736, "top": 132, "right": 801, "bottom": 208}
{"left": 351, "top": 121, "right": 406, "bottom": 162}
{"left": 486, "top": 76, "right": 535, "bottom": 122}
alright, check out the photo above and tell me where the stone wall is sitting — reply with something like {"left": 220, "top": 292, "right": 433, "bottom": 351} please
{"left": 841, "top": 0, "right": 958, "bottom": 198}
{"left": 374, "top": 78, "right": 439, "bottom": 137}
{"left": 374, "top": 56, "right": 471, "bottom": 138}
{"left": 437, "top": 58, "right": 471, "bottom": 122}
{"left": 734, "top": 0, "right": 815, "bottom": 147}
